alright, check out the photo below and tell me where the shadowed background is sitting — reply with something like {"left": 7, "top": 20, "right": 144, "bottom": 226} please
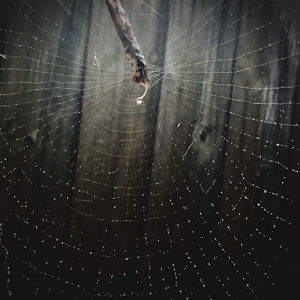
{"left": 0, "top": 0, "right": 300, "bottom": 299}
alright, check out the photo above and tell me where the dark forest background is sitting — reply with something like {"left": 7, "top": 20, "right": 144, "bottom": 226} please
{"left": 0, "top": 0, "right": 300, "bottom": 299}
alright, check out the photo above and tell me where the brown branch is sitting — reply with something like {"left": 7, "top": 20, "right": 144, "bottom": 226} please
{"left": 105, "top": 0, "right": 150, "bottom": 98}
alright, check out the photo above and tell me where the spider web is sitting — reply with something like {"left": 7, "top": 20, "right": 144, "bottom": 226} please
{"left": 0, "top": 0, "right": 300, "bottom": 299}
